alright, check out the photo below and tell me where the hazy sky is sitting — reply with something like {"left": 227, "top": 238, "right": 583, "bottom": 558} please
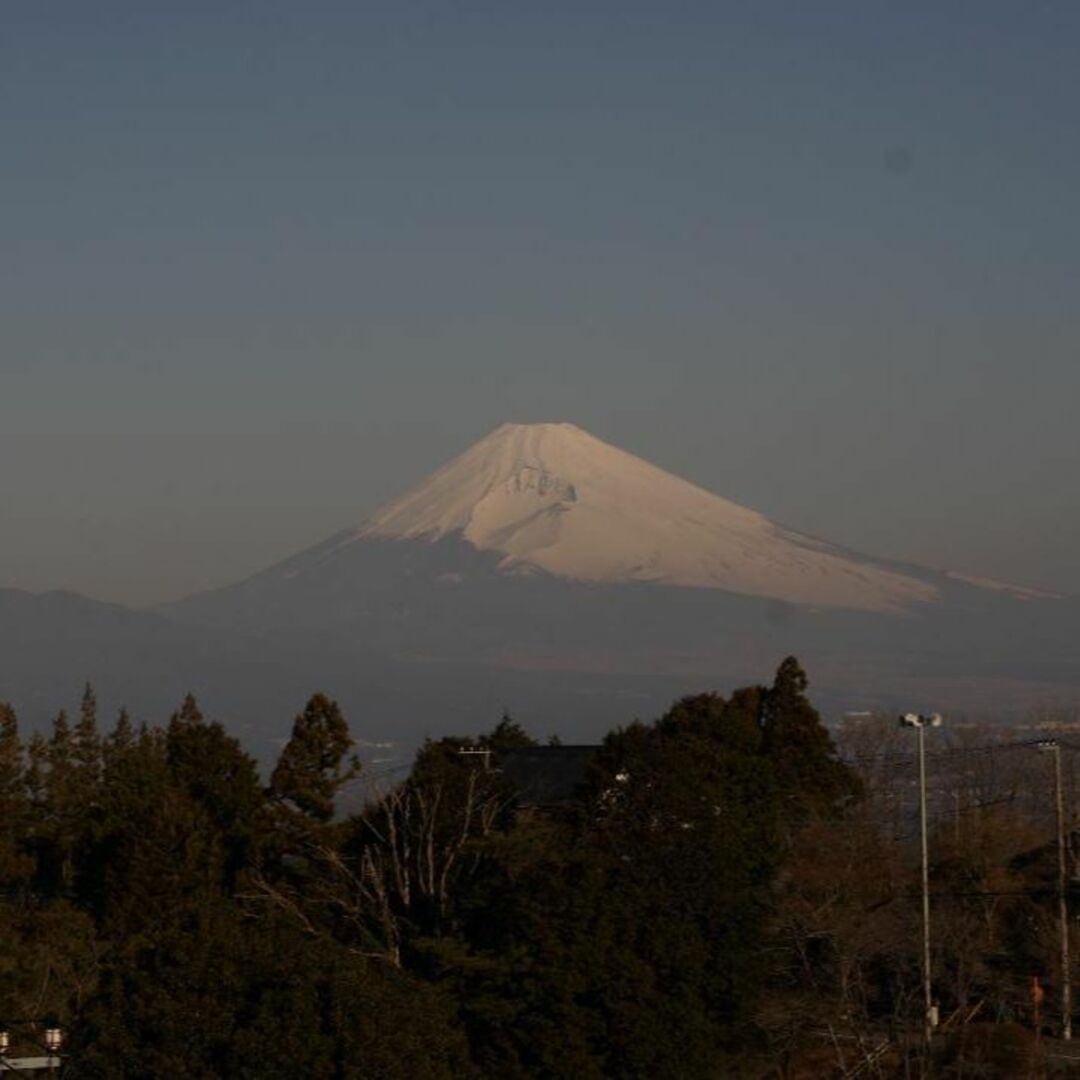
{"left": 2, "top": 1, "right": 1078, "bottom": 606}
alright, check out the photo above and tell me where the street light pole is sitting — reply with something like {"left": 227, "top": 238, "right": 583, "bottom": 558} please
{"left": 1037, "top": 739, "right": 1072, "bottom": 1041}
{"left": 917, "top": 720, "right": 933, "bottom": 1044}
{"left": 900, "top": 712, "right": 943, "bottom": 1044}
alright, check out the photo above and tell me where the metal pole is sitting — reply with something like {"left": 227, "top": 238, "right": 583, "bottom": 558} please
{"left": 917, "top": 722, "right": 933, "bottom": 1044}
{"left": 1052, "top": 743, "right": 1072, "bottom": 1040}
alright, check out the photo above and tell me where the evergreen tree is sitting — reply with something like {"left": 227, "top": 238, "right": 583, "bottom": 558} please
{"left": 0, "top": 703, "right": 23, "bottom": 814}
{"left": 480, "top": 712, "right": 537, "bottom": 752}
{"left": 72, "top": 682, "right": 103, "bottom": 787}
{"left": 2, "top": 703, "right": 101, "bottom": 1035}
{"left": 269, "top": 693, "right": 360, "bottom": 822}
{"left": 0, "top": 703, "right": 32, "bottom": 886}
{"left": 23, "top": 730, "right": 47, "bottom": 812}
{"left": 48, "top": 708, "right": 72, "bottom": 770}
{"left": 164, "top": 694, "right": 262, "bottom": 881}
{"left": 36, "top": 709, "right": 80, "bottom": 893}
{"left": 760, "top": 656, "right": 862, "bottom": 827}
{"left": 104, "top": 706, "right": 134, "bottom": 771}
{"left": 32, "top": 693, "right": 111, "bottom": 900}
{"left": 169, "top": 690, "right": 204, "bottom": 730}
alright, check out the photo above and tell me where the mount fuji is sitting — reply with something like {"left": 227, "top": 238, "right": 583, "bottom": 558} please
{"left": 169, "top": 421, "right": 1051, "bottom": 623}
{"left": 353, "top": 422, "right": 941, "bottom": 612}
{"left": 3, "top": 423, "right": 1076, "bottom": 751}
{"left": 159, "top": 423, "right": 1076, "bottom": 725}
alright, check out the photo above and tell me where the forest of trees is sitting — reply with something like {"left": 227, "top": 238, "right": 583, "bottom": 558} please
{"left": 0, "top": 659, "right": 1076, "bottom": 1077}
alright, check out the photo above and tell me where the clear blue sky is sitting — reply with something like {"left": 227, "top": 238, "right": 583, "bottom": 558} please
{"left": 2, "top": 1, "right": 1078, "bottom": 604}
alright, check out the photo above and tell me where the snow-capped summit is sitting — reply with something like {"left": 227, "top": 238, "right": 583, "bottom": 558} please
{"left": 348, "top": 422, "right": 937, "bottom": 612}
{"left": 157, "top": 421, "right": 1075, "bottom": 726}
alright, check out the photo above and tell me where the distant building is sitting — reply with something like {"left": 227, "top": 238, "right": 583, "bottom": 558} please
{"left": 496, "top": 745, "right": 599, "bottom": 807}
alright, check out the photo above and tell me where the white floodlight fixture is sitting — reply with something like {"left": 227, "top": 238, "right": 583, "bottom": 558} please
{"left": 0, "top": 1030, "right": 9, "bottom": 1055}
{"left": 44, "top": 1028, "right": 62, "bottom": 1052}
{"left": 899, "top": 712, "right": 943, "bottom": 729}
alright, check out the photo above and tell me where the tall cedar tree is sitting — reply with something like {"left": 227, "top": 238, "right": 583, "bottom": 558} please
{"left": 73, "top": 682, "right": 103, "bottom": 788}
{"left": 164, "top": 693, "right": 262, "bottom": 883}
{"left": 760, "top": 656, "right": 863, "bottom": 828}
{"left": 0, "top": 703, "right": 32, "bottom": 884}
{"left": 103, "top": 706, "right": 134, "bottom": 771}
{"left": 270, "top": 693, "right": 360, "bottom": 822}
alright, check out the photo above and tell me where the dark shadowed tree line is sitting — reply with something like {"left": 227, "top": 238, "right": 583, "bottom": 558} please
{"left": 1, "top": 661, "right": 1067, "bottom": 1077}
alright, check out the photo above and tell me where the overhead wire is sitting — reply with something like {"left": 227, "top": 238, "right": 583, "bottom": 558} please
{"left": 839, "top": 737, "right": 1065, "bottom": 767}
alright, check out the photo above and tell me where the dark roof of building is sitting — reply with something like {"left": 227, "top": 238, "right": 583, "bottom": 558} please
{"left": 497, "top": 745, "right": 599, "bottom": 806}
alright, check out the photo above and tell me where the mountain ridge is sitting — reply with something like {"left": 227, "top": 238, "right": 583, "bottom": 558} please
{"left": 308, "top": 421, "right": 938, "bottom": 613}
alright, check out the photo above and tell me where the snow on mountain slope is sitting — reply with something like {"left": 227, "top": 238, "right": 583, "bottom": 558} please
{"left": 346, "top": 422, "right": 938, "bottom": 613}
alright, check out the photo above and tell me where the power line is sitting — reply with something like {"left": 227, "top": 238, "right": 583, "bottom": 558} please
{"left": 841, "top": 737, "right": 1063, "bottom": 766}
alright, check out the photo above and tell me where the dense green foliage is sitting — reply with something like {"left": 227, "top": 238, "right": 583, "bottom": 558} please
{"left": 10, "top": 658, "right": 1006, "bottom": 1077}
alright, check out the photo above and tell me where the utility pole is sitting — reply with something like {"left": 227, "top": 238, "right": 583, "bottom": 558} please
{"left": 900, "top": 712, "right": 943, "bottom": 1045}
{"left": 1038, "top": 739, "right": 1072, "bottom": 1041}
{"left": 457, "top": 747, "right": 492, "bottom": 772}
